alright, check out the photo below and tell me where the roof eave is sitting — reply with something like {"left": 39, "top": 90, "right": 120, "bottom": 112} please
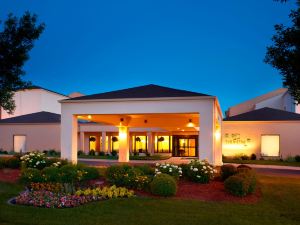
{"left": 59, "top": 96, "right": 216, "bottom": 103}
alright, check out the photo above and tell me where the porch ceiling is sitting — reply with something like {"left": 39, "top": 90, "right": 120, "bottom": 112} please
{"left": 77, "top": 113, "right": 199, "bottom": 132}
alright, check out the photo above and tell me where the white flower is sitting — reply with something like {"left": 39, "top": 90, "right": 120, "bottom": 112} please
{"left": 156, "top": 163, "right": 160, "bottom": 166}
{"left": 203, "top": 166, "right": 206, "bottom": 169}
{"left": 210, "top": 171, "right": 213, "bottom": 173}
{"left": 196, "top": 175, "right": 201, "bottom": 178}
{"left": 163, "top": 166, "right": 167, "bottom": 169}
{"left": 155, "top": 168, "right": 158, "bottom": 172}
{"left": 156, "top": 171, "right": 161, "bottom": 175}
{"left": 166, "top": 164, "right": 170, "bottom": 167}
{"left": 179, "top": 171, "right": 182, "bottom": 174}
{"left": 193, "top": 168, "right": 198, "bottom": 172}
{"left": 205, "top": 171, "right": 208, "bottom": 173}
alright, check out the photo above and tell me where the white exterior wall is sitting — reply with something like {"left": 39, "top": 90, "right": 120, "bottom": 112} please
{"left": 1, "top": 89, "right": 67, "bottom": 119}
{"left": 0, "top": 124, "right": 61, "bottom": 152}
{"left": 254, "top": 94, "right": 284, "bottom": 110}
{"left": 222, "top": 121, "right": 300, "bottom": 158}
{"left": 60, "top": 97, "right": 222, "bottom": 165}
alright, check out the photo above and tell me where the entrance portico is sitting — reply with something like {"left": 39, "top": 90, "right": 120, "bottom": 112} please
{"left": 59, "top": 85, "right": 223, "bottom": 165}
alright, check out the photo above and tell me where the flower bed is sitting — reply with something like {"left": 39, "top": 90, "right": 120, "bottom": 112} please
{"left": 15, "top": 185, "right": 134, "bottom": 208}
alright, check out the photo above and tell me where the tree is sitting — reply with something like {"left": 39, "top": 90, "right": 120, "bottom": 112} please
{"left": 0, "top": 12, "right": 45, "bottom": 115}
{"left": 264, "top": 0, "right": 300, "bottom": 103}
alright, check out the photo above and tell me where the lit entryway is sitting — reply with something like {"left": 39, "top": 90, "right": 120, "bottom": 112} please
{"left": 261, "top": 135, "right": 280, "bottom": 157}
{"left": 13, "top": 135, "right": 26, "bottom": 153}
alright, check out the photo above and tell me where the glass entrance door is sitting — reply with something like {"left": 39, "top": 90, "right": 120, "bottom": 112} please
{"left": 173, "top": 136, "right": 198, "bottom": 157}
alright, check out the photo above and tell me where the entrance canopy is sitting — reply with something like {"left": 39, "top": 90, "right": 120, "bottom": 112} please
{"left": 59, "top": 84, "right": 223, "bottom": 165}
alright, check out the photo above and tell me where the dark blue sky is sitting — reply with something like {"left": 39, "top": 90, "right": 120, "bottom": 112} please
{"left": 0, "top": 0, "right": 296, "bottom": 112}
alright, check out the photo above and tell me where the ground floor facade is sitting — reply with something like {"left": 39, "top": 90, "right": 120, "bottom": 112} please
{"left": 222, "top": 121, "right": 300, "bottom": 159}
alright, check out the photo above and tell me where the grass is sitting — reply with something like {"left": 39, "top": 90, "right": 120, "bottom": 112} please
{"left": 1, "top": 174, "right": 300, "bottom": 225}
{"left": 223, "top": 159, "right": 300, "bottom": 167}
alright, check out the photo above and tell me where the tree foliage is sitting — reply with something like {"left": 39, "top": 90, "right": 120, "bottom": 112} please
{"left": 0, "top": 12, "right": 45, "bottom": 114}
{"left": 265, "top": 0, "right": 300, "bottom": 103}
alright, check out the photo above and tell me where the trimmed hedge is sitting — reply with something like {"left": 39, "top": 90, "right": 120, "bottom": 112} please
{"left": 224, "top": 169, "right": 256, "bottom": 196}
{"left": 150, "top": 174, "right": 177, "bottom": 197}
{"left": 220, "top": 164, "right": 237, "bottom": 181}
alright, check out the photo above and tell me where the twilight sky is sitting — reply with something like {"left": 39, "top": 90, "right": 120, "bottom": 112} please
{"left": 0, "top": 0, "right": 296, "bottom": 112}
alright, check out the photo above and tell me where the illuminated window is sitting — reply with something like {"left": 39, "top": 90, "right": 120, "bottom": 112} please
{"left": 89, "top": 136, "right": 96, "bottom": 151}
{"left": 155, "top": 136, "right": 172, "bottom": 153}
{"left": 132, "top": 136, "right": 148, "bottom": 153}
{"left": 261, "top": 135, "right": 280, "bottom": 157}
{"left": 111, "top": 136, "right": 119, "bottom": 152}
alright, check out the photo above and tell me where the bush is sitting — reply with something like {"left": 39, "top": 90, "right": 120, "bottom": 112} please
{"left": 150, "top": 174, "right": 177, "bottom": 197}
{"left": 43, "top": 167, "right": 61, "bottom": 183}
{"left": 45, "top": 158, "right": 67, "bottom": 168}
{"left": 99, "top": 151, "right": 105, "bottom": 156}
{"left": 241, "top": 155, "right": 249, "bottom": 160}
{"left": 20, "top": 152, "right": 47, "bottom": 170}
{"left": 82, "top": 167, "right": 100, "bottom": 181}
{"left": 250, "top": 153, "right": 257, "bottom": 160}
{"left": 21, "top": 168, "right": 44, "bottom": 183}
{"left": 60, "top": 165, "right": 79, "bottom": 183}
{"left": 224, "top": 169, "right": 257, "bottom": 196}
{"left": 295, "top": 155, "right": 300, "bottom": 162}
{"left": 186, "top": 159, "right": 215, "bottom": 183}
{"left": 89, "top": 150, "right": 95, "bottom": 156}
{"left": 3, "top": 157, "right": 21, "bottom": 169}
{"left": 220, "top": 164, "right": 237, "bottom": 181}
{"left": 135, "top": 164, "right": 155, "bottom": 176}
{"left": 154, "top": 163, "right": 182, "bottom": 179}
{"left": 77, "top": 150, "right": 84, "bottom": 156}
{"left": 111, "top": 150, "right": 118, "bottom": 157}
{"left": 106, "top": 164, "right": 151, "bottom": 190}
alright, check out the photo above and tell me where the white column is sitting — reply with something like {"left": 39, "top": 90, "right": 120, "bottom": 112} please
{"left": 147, "top": 132, "right": 153, "bottom": 155}
{"left": 61, "top": 114, "right": 78, "bottom": 164}
{"left": 118, "top": 126, "right": 129, "bottom": 162}
{"left": 80, "top": 132, "right": 84, "bottom": 151}
{"left": 101, "top": 132, "right": 106, "bottom": 152}
{"left": 199, "top": 110, "right": 215, "bottom": 165}
{"left": 107, "top": 136, "right": 111, "bottom": 153}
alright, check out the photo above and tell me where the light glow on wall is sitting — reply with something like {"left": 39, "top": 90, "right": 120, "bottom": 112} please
{"left": 261, "top": 135, "right": 280, "bottom": 157}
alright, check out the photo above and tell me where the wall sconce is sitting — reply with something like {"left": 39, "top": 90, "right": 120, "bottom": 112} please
{"left": 187, "top": 119, "right": 194, "bottom": 127}
{"left": 144, "top": 119, "right": 148, "bottom": 124}
{"left": 215, "top": 130, "right": 221, "bottom": 140}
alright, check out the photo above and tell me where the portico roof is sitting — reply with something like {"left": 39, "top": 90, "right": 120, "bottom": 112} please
{"left": 63, "top": 84, "right": 211, "bottom": 101}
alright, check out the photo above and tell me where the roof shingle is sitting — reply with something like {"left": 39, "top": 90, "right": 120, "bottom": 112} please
{"left": 0, "top": 111, "right": 61, "bottom": 124}
{"left": 65, "top": 84, "right": 210, "bottom": 101}
{"left": 224, "top": 107, "right": 300, "bottom": 121}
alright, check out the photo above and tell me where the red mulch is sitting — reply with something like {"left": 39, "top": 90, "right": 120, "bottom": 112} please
{"left": 0, "top": 169, "right": 21, "bottom": 183}
{"left": 136, "top": 179, "right": 261, "bottom": 204}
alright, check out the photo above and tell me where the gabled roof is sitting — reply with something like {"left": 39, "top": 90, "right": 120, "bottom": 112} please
{"left": 0, "top": 111, "right": 61, "bottom": 124}
{"left": 19, "top": 85, "right": 69, "bottom": 98}
{"left": 64, "top": 84, "right": 211, "bottom": 101}
{"left": 224, "top": 107, "right": 300, "bottom": 121}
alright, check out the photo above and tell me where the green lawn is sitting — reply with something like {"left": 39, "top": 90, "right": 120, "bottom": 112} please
{"left": 1, "top": 174, "right": 300, "bottom": 225}
{"left": 223, "top": 159, "right": 300, "bottom": 167}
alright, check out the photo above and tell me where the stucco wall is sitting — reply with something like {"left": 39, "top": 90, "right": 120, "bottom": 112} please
{"left": 1, "top": 89, "right": 66, "bottom": 119}
{"left": 222, "top": 121, "right": 300, "bottom": 158}
{"left": 0, "top": 124, "right": 60, "bottom": 152}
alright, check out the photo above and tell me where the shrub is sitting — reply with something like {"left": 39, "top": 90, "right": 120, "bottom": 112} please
{"left": 154, "top": 163, "right": 182, "bottom": 179}
{"left": 77, "top": 150, "right": 84, "bottom": 156}
{"left": 179, "top": 163, "right": 190, "bottom": 177}
{"left": 43, "top": 167, "right": 61, "bottom": 183}
{"left": 21, "top": 168, "right": 44, "bottom": 183}
{"left": 295, "top": 155, "right": 300, "bottom": 162}
{"left": 237, "top": 164, "right": 252, "bottom": 171}
{"left": 111, "top": 150, "right": 118, "bottom": 157}
{"left": 89, "top": 150, "right": 95, "bottom": 156}
{"left": 99, "top": 151, "right": 105, "bottom": 156}
{"left": 250, "top": 153, "right": 257, "bottom": 160}
{"left": 285, "top": 155, "right": 296, "bottom": 162}
{"left": 135, "top": 164, "right": 155, "bottom": 176}
{"left": 60, "top": 165, "right": 78, "bottom": 183}
{"left": 20, "top": 152, "right": 47, "bottom": 170}
{"left": 106, "top": 164, "right": 151, "bottom": 190}
{"left": 241, "top": 155, "right": 249, "bottom": 160}
{"left": 224, "top": 169, "right": 257, "bottom": 196}
{"left": 3, "top": 157, "right": 21, "bottom": 169}
{"left": 82, "top": 167, "right": 100, "bottom": 181}
{"left": 150, "top": 174, "right": 177, "bottom": 197}
{"left": 220, "top": 164, "right": 237, "bottom": 181}
{"left": 186, "top": 159, "right": 215, "bottom": 183}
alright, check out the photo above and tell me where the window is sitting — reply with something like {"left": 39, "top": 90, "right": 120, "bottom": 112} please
{"left": 261, "top": 135, "right": 280, "bottom": 157}
{"left": 89, "top": 136, "right": 96, "bottom": 151}
{"left": 132, "top": 136, "right": 147, "bottom": 153}
{"left": 155, "top": 136, "right": 172, "bottom": 153}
